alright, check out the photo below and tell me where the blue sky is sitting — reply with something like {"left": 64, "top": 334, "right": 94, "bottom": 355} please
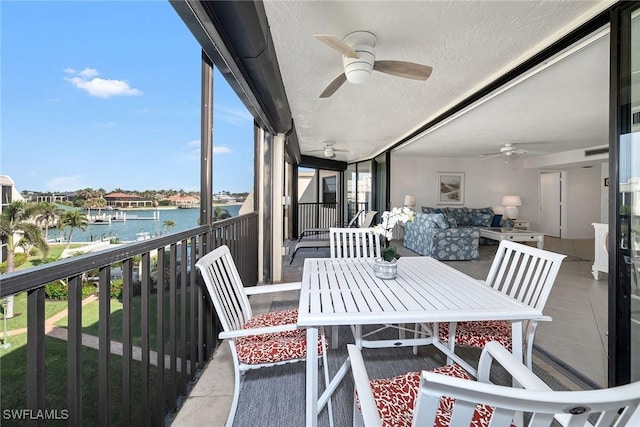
{"left": 1, "top": 0, "right": 254, "bottom": 194}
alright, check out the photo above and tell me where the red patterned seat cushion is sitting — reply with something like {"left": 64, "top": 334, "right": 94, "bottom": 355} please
{"left": 438, "top": 321, "right": 513, "bottom": 351}
{"left": 362, "top": 364, "right": 505, "bottom": 427}
{"left": 236, "top": 309, "right": 325, "bottom": 365}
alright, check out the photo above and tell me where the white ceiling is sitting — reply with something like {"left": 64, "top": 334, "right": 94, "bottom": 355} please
{"left": 262, "top": 0, "right": 614, "bottom": 164}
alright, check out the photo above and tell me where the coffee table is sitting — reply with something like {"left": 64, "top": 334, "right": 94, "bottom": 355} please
{"left": 479, "top": 227, "right": 545, "bottom": 249}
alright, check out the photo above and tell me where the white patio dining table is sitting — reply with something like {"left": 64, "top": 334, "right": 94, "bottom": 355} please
{"left": 297, "top": 256, "right": 544, "bottom": 427}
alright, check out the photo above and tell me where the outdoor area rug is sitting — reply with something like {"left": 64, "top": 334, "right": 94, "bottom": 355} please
{"left": 232, "top": 301, "right": 573, "bottom": 427}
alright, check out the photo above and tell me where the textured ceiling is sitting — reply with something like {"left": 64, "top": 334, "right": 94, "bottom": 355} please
{"left": 262, "top": 0, "right": 613, "bottom": 163}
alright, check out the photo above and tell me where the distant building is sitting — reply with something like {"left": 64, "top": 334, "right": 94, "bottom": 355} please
{"left": 213, "top": 192, "right": 237, "bottom": 203}
{"left": 104, "top": 192, "right": 154, "bottom": 208}
{"left": 1, "top": 175, "right": 25, "bottom": 263}
{"left": 166, "top": 194, "right": 200, "bottom": 208}
{"left": 35, "top": 194, "right": 70, "bottom": 203}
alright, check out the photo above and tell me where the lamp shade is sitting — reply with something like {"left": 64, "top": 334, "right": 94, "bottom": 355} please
{"left": 403, "top": 195, "right": 416, "bottom": 208}
{"left": 501, "top": 196, "right": 522, "bottom": 207}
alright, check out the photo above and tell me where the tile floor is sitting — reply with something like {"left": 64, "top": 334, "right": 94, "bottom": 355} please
{"left": 172, "top": 237, "right": 608, "bottom": 426}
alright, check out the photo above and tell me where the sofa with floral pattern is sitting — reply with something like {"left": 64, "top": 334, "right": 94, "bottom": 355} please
{"left": 403, "top": 207, "right": 512, "bottom": 260}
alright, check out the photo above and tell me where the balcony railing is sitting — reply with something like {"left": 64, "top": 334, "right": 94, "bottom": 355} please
{"left": 0, "top": 213, "right": 258, "bottom": 426}
{"left": 297, "top": 202, "right": 338, "bottom": 235}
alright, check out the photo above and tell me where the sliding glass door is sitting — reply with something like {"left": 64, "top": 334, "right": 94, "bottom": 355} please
{"left": 611, "top": 2, "right": 640, "bottom": 386}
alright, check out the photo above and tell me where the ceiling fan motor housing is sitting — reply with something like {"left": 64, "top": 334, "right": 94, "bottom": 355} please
{"left": 342, "top": 31, "right": 376, "bottom": 84}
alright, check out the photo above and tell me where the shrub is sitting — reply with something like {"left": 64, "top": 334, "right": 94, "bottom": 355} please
{"left": 0, "top": 262, "right": 6, "bottom": 274}
{"left": 14, "top": 253, "right": 27, "bottom": 267}
{"left": 45, "top": 280, "right": 97, "bottom": 300}
{"left": 110, "top": 279, "right": 141, "bottom": 300}
{"left": 29, "top": 248, "right": 39, "bottom": 256}
{"left": 45, "top": 281, "right": 68, "bottom": 300}
{"left": 110, "top": 279, "right": 124, "bottom": 299}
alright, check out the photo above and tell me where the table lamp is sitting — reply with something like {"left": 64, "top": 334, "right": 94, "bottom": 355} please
{"left": 403, "top": 195, "right": 416, "bottom": 210}
{"left": 501, "top": 195, "right": 522, "bottom": 219}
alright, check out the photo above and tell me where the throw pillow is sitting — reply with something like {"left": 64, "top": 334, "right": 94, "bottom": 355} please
{"left": 472, "top": 212, "right": 492, "bottom": 227}
{"left": 491, "top": 214, "right": 503, "bottom": 227}
{"left": 446, "top": 217, "right": 457, "bottom": 227}
{"left": 432, "top": 213, "right": 450, "bottom": 229}
{"left": 423, "top": 213, "right": 449, "bottom": 229}
{"left": 421, "top": 206, "right": 438, "bottom": 214}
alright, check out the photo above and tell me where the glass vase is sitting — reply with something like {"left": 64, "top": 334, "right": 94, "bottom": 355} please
{"left": 373, "top": 258, "right": 398, "bottom": 280}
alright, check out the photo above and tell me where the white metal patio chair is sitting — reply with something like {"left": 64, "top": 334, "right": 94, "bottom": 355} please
{"left": 329, "top": 227, "right": 381, "bottom": 259}
{"left": 328, "top": 227, "right": 381, "bottom": 348}
{"left": 349, "top": 341, "right": 640, "bottom": 427}
{"left": 431, "top": 240, "right": 566, "bottom": 369}
{"left": 195, "top": 245, "right": 332, "bottom": 427}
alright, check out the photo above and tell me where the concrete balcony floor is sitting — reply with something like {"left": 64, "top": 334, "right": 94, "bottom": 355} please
{"left": 173, "top": 237, "right": 606, "bottom": 426}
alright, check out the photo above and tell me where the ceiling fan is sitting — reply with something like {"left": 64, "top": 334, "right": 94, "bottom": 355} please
{"left": 314, "top": 31, "right": 433, "bottom": 98}
{"left": 308, "top": 142, "right": 349, "bottom": 158}
{"left": 480, "top": 143, "right": 544, "bottom": 160}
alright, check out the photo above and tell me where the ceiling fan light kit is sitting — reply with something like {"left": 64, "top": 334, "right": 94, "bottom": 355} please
{"left": 342, "top": 31, "right": 376, "bottom": 84}
{"left": 314, "top": 30, "right": 432, "bottom": 97}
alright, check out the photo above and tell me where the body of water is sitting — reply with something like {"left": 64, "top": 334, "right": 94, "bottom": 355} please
{"left": 49, "top": 205, "right": 242, "bottom": 243}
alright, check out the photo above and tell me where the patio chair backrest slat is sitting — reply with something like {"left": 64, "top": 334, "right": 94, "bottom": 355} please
{"left": 329, "top": 227, "right": 381, "bottom": 259}
{"left": 195, "top": 245, "right": 252, "bottom": 333}
{"left": 486, "top": 241, "right": 566, "bottom": 312}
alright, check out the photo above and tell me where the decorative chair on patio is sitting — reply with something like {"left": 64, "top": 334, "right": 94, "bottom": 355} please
{"left": 327, "top": 227, "right": 381, "bottom": 348}
{"left": 433, "top": 240, "right": 567, "bottom": 368}
{"left": 329, "top": 227, "right": 381, "bottom": 259}
{"left": 349, "top": 341, "right": 640, "bottom": 427}
{"left": 195, "top": 245, "right": 331, "bottom": 427}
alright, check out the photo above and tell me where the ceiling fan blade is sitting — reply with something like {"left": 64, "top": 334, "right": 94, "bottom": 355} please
{"left": 373, "top": 60, "right": 433, "bottom": 80}
{"left": 480, "top": 151, "right": 502, "bottom": 156}
{"left": 481, "top": 153, "right": 503, "bottom": 160}
{"left": 314, "top": 34, "right": 358, "bottom": 58}
{"left": 319, "top": 73, "right": 347, "bottom": 98}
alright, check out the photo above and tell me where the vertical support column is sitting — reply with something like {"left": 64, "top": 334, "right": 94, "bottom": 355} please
{"left": 255, "top": 126, "right": 272, "bottom": 283}
{"left": 292, "top": 165, "right": 299, "bottom": 239}
{"left": 272, "top": 133, "right": 285, "bottom": 282}
{"left": 200, "top": 52, "right": 214, "bottom": 234}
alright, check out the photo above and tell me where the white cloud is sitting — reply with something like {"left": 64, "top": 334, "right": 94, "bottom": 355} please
{"left": 213, "top": 146, "right": 231, "bottom": 154}
{"left": 179, "top": 140, "right": 231, "bottom": 162}
{"left": 64, "top": 67, "right": 142, "bottom": 98}
{"left": 214, "top": 105, "right": 252, "bottom": 126}
{"left": 46, "top": 175, "right": 86, "bottom": 191}
{"left": 78, "top": 67, "right": 99, "bottom": 78}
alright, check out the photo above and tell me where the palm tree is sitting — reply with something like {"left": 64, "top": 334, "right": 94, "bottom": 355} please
{"left": 35, "top": 201, "right": 61, "bottom": 241}
{"left": 0, "top": 201, "right": 48, "bottom": 318}
{"left": 213, "top": 206, "right": 231, "bottom": 222}
{"left": 163, "top": 220, "right": 176, "bottom": 232}
{"left": 58, "top": 210, "right": 88, "bottom": 249}
{"left": 0, "top": 201, "right": 48, "bottom": 272}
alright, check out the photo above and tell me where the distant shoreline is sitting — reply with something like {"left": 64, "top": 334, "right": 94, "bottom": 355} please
{"left": 110, "top": 202, "right": 243, "bottom": 211}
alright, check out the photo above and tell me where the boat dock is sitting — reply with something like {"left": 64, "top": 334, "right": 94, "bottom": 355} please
{"left": 87, "top": 210, "right": 160, "bottom": 224}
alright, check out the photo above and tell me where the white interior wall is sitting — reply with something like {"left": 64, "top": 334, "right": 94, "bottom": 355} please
{"left": 391, "top": 154, "right": 603, "bottom": 237}
{"left": 564, "top": 167, "right": 602, "bottom": 238}
{"left": 601, "top": 162, "right": 609, "bottom": 223}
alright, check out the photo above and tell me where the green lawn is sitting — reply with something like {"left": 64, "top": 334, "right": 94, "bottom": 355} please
{"left": 0, "top": 333, "right": 173, "bottom": 426}
{"left": 1, "top": 249, "right": 194, "bottom": 424}
{"left": 55, "top": 289, "right": 191, "bottom": 349}
{"left": 1, "top": 293, "right": 69, "bottom": 331}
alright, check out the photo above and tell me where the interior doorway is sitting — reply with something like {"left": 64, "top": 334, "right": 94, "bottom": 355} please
{"left": 540, "top": 171, "right": 565, "bottom": 237}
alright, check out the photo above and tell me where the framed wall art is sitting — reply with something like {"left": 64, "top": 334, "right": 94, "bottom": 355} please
{"left": 437, "top": 172, "right": 465, "bottom": 205}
